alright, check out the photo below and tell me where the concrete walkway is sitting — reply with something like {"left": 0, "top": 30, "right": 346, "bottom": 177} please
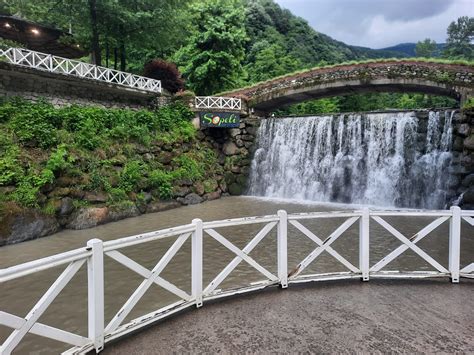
{"left": 104, "top": 279, "right": 474, "bottom": 354}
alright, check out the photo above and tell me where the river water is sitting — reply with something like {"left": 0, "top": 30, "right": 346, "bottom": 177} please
{"left": 1, "top": 197, "right": 473, "bottom": 354}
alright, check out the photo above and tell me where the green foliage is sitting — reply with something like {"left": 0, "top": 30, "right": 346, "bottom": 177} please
{"left": 46, "top": 145, "right": 74, "bottom": 173}
{"left": 173, "top": 154, "right": 204, "bottom": 182}
{"left": 462, "top": 98, "right": 474, "bottom": 110}
{"left": 174, "top": 0, "right": 248, "bottom": 94}
{"left": 119, "top": 160, "right": 144, "bottom": 192}
{"left": 443, "top": 16, "right": 474, "bottom": 60}
{"left": 415, "top": 39, "right": 437, "bottom": 58}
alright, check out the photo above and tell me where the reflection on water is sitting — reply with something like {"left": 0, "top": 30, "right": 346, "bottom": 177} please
{"left": 0, "top": 196, "right": 473, "bottom": 354}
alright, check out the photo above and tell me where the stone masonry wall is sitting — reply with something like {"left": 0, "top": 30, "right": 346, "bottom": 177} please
{"left": 453, "top": 109, "right": 474, "bottom": 209}
{"left": 0, "top": 62, "right": 161, "bottom": 110}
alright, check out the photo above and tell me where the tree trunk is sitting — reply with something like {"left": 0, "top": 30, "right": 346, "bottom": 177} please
{"left": 114, "top": 47, "right": 118, "bottom": 70}
{"left": 88, "top": 0, "right": 101, "bottom": 65}
{"left": 120, "top": 41, "right": 126, "bottom": 72}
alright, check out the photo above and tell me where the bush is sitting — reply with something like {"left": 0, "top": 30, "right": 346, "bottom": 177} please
{"left": 144, "top": 59, "right": 185, "bottom": 94}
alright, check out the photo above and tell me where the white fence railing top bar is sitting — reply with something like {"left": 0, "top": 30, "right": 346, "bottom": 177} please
{"left": 0, "top": 207, "right": 473, "bottom": 354}
{"left": 0, "top": 47, "right": 162, "bottom": 94}
{"left": 195, "top": 96, "right": 242, "bottom": 111}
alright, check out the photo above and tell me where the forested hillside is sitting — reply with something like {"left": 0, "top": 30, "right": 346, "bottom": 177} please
{"left": 2, "top": 0, "right": 471, "bottom": 110}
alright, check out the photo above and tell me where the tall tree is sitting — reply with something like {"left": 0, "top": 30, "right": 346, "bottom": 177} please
{"left": 174, "top": 0, "right": 248, "bottom": 95}
{"left": 443, "top": 16, "right": 474, "bottom": 60}
{"left": 415, "top": 38, "right": 437, "bottom": 57}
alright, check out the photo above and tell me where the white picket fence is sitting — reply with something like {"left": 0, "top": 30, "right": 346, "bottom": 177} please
{"left": 0, "top": 47, "right": 162, "bottom": 93}
{"left": 195, "top": 96, "right": 242, "bottom": 110}
{"left": 0, "top": 207, "right": 473, "bottom": 354}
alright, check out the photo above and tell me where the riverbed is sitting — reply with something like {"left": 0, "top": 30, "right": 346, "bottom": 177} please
{"left": 1, "top": 196, "right": 473, "bottom": 354}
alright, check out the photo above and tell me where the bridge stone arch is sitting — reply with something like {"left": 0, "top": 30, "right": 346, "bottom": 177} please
{"left": 224, "top": 61, "right": 474, "bottom": 113}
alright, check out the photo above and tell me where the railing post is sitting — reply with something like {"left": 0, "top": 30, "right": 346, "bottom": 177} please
{"left": 192, "top": 219, "right": 203, "bottom": 307}
{"left": 277, "top": 210, "right": 288, "bottom": 288}
{"left": 359, "top": 208, "right": 370, "bottom": 281}
{"left": 87, "top": 238, "right": 104, "bottom": 352}
{"left": 449, "top": 206, "right": 461, "bottom": 283}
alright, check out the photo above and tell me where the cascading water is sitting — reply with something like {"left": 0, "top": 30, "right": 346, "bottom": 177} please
{"left": 248, "top": 111, "right": 454, "bottom": 209}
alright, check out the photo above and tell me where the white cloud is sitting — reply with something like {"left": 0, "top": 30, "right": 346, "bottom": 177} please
{"left": 274, "top": 0, "right": 474, "bottom": 48}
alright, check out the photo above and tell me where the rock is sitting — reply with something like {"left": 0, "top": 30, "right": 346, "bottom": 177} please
{"left": 453, "top": 137, "right": 464, "bottom": 152}
{"left": 464, "top": 135, "right": 474, "bottom": 151}
{"left": 245, "top": 126, "right": 259, "bottom": 135}
{"left": 48, "top": 187, "right": 71, "bottom": 197}
{"left": 59, "top": 197, "right": 75, "bottom": 216}
{"left": 194, "top": 182, "right": 205, "bottom": 196}
{"left": 236, "top": 139, "right": 244, "bottom": 148}
{"left": 66, "top": 207, "right": 109, "bottom": 230}
{"left": 463, "top": 188, "right": 474, "bottom": 204}
{"left": 108, "top": 205, "right": 140, "bottom": 222}
{"left": 158, "top": 152, "right": 174, "bottom": 164}
{"left": 56, "top": 176, "right": 79, "bottom": 187}
{"left": 143, "top": 192, "right": 153, "bottom": 203}
{"left": 0, "top": 209, "right": 60, "bottom": 246}
{"left": 84, "top": 192, "right": 108, "bottom": 203}
{"left": 0, "top": 186, "right": 15, "bottom": 195}
{"left": 462, "top": 174, "right": 474, "bottom": 187}
{"left": 223, "top": 141, "right": 238, "bottom": 156}
{"left": 231, "top": 166, "right": 241, "bottom": 173}
{"left": 228, "top": 183, "right": 244, "bottom": 196}
{"left": 173, "top": 186, "right": 192, "bottom": 198}
{"left": 204, "top": 191, "right": 221, "bottom": 201}
{"left": 229, "top": 128, "right": 241, "bottom": 137}
{"left": 181, "top": 193, "right": 204, "bottom": 205}
{"left": 177, "top": 179, "right": 193, "bottom": 186}
{"left": 241, "top": 135, "right": 254, "bottom": 142}
{"left": 146, "top": 201, "right": 181, "bottom": 213}
{"left": 456, "top": 123, "right": 470, "bottom": 137}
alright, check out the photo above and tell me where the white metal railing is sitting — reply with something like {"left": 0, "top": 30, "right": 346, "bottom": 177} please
{"left": 0, "top": 207, "right": 473, "bottom": 354}
{"left": 0, "top": 47, "right": 162, "bottom": 93}
{"left": 195, "top": 96, "right": 242, "bottom": 110}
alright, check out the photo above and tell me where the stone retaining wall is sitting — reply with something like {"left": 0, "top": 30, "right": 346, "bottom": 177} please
{"left": 0, "top": 61, "right": 162, "bottom": 110}
{"left": 453, "top": 109, "right": 474, "bottom": 209}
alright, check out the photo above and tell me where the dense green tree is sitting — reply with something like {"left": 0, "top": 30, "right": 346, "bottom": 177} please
{"left": 443, "top": 16, "right": 474, "bottom": 60}
{"left": 415, "top": 39, "right": 437, "bottom": 57}
{"left": 174, "top": 0, "right": 248, "bottom": 95}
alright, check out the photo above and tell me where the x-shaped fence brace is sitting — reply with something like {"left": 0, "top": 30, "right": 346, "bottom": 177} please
{"left": 0, "top": 47, "right": 162, "bottom": 93}
{"left": 288, "top": 217, "right": 360, "bottom": 278}
{"left": 104, "top": 233, "right": 192, "bottom": 334}
{"left": 203, "top": 222, "right": 279, "bottom": 295}
{"left": 0, "top": 260, "right": 88, "bottom": 354}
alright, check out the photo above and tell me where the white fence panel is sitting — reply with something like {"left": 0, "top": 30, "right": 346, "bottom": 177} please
{"left": 0, "top": 47, "right": 162, "bottom": 93}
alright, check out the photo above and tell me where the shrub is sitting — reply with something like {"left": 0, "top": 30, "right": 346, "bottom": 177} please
{"left": 144, "top": 59, "right": 185, "bottom": 94}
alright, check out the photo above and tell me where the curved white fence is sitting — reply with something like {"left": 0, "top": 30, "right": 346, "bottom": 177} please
{"left": 0, "top": 207, "right": 473, "bottom": 354}
{"left": 0, "top": 47, "right": 162, "bottom": 93}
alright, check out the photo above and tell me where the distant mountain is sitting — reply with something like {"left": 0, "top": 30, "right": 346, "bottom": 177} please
{"left": 380, "top": 43, "right": 446, "bottom": 57}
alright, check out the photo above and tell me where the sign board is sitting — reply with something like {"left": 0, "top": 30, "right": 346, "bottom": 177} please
{"left": 200, "top": 112, "right": 240, "bottom": 128}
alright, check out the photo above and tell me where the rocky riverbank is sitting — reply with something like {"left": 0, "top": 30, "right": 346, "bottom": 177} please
{"left": 0, "top": 100, "right": 259, "bottom": 246}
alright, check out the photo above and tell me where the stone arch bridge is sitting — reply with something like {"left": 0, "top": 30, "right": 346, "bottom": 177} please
{"left": 223, "top": 60, "right": 474, "bottom": 114}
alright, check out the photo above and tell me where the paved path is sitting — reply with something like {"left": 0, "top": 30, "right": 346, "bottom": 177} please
{"left": 104, "top": 279, "right": 474, "bottom": 354}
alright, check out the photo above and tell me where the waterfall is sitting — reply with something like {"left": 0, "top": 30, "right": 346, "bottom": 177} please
{"left": 248, "top": 111, "right": 454, "bottom": 209}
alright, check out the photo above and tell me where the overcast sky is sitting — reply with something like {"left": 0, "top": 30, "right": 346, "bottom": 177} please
{"left": 274, "top": 0, "right": 473, "bottom": 48}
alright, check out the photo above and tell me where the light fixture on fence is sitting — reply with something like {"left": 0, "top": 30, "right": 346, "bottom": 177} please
{"left": 4, "top": 22, "right": 11, "bottom": 28}
{"left": 31, "top": 28, "right": 40, "bottom": 35}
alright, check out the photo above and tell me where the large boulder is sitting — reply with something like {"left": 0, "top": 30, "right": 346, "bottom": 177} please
{"left": 0, "top": 208, "right": 60, "bottom": 246}
{"left": 66, "top": 207, "right": 109, "bottom": 230}
{"left": 223, "top": 141, "right": 238, "bottom": 156}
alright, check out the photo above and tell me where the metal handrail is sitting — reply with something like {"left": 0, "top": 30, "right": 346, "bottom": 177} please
{"left": 0, "top": 207, "right": 472, "bottom": 354}
{"left": 195, "top": 96, "right": 242, "bottom": 110}
{"left": 0, "top": 47, "right": 162, "bottom": 93}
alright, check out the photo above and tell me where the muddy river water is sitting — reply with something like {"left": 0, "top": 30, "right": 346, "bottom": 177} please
{"left": 1, "top": 197, "right": 473, "bottom": 354}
